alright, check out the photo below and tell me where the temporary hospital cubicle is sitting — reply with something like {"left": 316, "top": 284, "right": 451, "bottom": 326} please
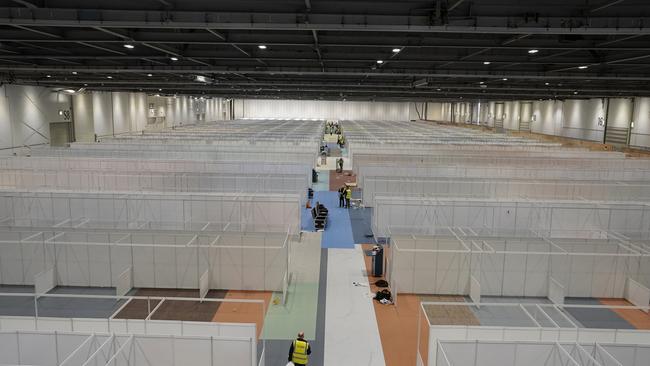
{"left": 389, "top": 234, "right": 650, "bottom": 304}
{"left": 417, "top": 299, "right": 650, "bottom": 366}
{"left": 29, "top": 147, "right": 317, "bottom": 166}
{"left": 0, "top": 169, "right": 308, "bottom": 202}
{"left": 362, "top": 176, "right": 650, "bottom": 206}
{"left": 426, "top": 339, "right": 650, "bottom": 366}
{"left": 0, "top": 191, "right": 301, "bottom": 234}
{"left": 373, "top": 197, "right": 650, "bottom": 239}
{"left": 0, "top": 157, "right": 313, "bottom": 177}
{"left": 0, "top": 329, "right": 260, "bottom": 366}
{"left": 0, "top": 228, "right": 289, "bottom": 292}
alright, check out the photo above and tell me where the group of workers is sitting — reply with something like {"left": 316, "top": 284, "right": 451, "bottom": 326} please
{"left": 338, "top": 185, "right": 353, "bottom": 208}
{"left": 325, "top": 121, "right": 341, "bottom": 135}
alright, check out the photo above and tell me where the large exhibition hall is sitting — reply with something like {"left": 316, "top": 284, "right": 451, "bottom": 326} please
{"left": 1, "top": 1, "right": 650, "bottom": 365}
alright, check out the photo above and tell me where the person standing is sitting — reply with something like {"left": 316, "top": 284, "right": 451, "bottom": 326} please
{"left": 338, "top": 186, "right": 345, "bottom": 208}
{"left": 288, "top": 331, "right": 311, "bottom": 366}
{"left": 345, "top": 186, "right": 352, "bottom": 209}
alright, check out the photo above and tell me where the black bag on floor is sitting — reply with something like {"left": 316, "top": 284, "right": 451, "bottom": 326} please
{"left": 374, "top": 289, "right": 392, "bottom": 302}
{"left": 375, "top": 280, "right": 389, "bottom": 288}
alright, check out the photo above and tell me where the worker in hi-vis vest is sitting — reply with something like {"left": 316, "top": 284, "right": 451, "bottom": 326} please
{"left": 288, "top": 331, "right": 311, "bottom": 366}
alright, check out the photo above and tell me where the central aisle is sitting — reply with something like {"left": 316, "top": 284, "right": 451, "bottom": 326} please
{"left": 324, "top": 246, "right": 386, "bottom": 365}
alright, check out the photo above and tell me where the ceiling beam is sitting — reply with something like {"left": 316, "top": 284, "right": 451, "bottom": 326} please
{"left": 447, "top": 0, "right": 465, "bottom": 12}
{"left": 4, "top": 66, "right": 650, "bottom": 81}
{"left": 11, "top": 25, "right": 61, "bottom": 38}
{"left": 155, "top": 0, "right": 173, "bottom": 7}
{"left": 10, "top": 0, "right": 37, "bottom": 8}
{"left": 92, "top": 27, "right": 132, "bottom": 40}
{"left": 1, "top": 11, "right": 650, "bottom": 35}
{"left": 591, "top": 0, "right": 626, "bottom": 13}
{"left": 205, "top": 28, "right": 267, "bottom": 66}
{"left": 76, "top": 41, "right": 126, "bottom": 55}
{"left": 438, "top": 34, "right": 529, "bottom": 68}
{"left": 311, "top": 30, "right": 325, "bottom": 72}
{"left": 3, "top": 37, "right": 650, "bottom": 52}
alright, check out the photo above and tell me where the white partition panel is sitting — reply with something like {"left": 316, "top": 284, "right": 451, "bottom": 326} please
{"left": 0, "top": 230, "right": 288, "bottom": 291}
{"left": 433, "top": 340, "right": 650, "bottom": 366}
{"left": 470, "top": 276, "right": 481, "bottom": 305}
{"left": 624, "top": 278, "right": 650, "bottom": 313}
{"left": 199, "top": 269, "right": 209, "bottom": 299}
{"left": 393, "top": 235, "right": 640, "bottom": 299}
{"left": 0, "top": 191, "right": 300, "bottom": 234}
{"left": 0, "top": 330, "right": 258, "bottom": 366}
{"left": 34, "top": 267, "right": 56, "bottom": 294}
{"left": 549, "top": 277, "right": 566, "bottom": 305}
{"left": 116, "top": 267, "right": 133, "bottom": 297}
{"left": 376, "top": 197, "right": 650, "bottom": 239}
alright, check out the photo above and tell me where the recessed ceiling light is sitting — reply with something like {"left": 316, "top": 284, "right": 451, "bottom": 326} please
{"left": 437, "top": 88, "right": 441, "bottom": 91}
{"left": 578, "top": 65, "right": 588, "bottom": 69}
{"left": 46, "top": 75, "right": 51, "bottom": 78}
{"left": 483, "top": 61, "right": 491, "bottom": 65}
{"left": 158, "top": 88, "right": 162, "bottom": 91}
{"left": 170, "top": 57, "right": 178, "bottom": 61}
{"left": 124, "top": 44, "right": 135, "bottom": 49}
{"left": 528, "top": 49, "right": 539, "bottom": 54}
{"left": 545, "top": 82, "right": 550, "bottom": 86}
{"left": 72, "top": 71, "right": 77, "bottom": 75}
{"left": 106, "top": 76, "right": 112, "bottom": 79}
{"left": 147, "top": 73, "right": 153, "bottom": 77}
{"left": 479, "top": 81, "right": 484, "bottom": 84}
{"left": 574, "top": 91, "right": 578, "bottom": 94}
{"left": 502, "top": 78, "right": 508, "bottom": 81}
{"left": 84, "top": 83, "right": 88, "bottom": 86}
{"left": 258, "top": 45, "right": 267, "bottom": 49}
{"left": 392, "top": 48, "right": 401, "bottom": 53}
{"left": 377, "top": 60, "right": 384, "bottom": 64}
{"left": 63, "top": 89, "right": 76, "bottom": 94}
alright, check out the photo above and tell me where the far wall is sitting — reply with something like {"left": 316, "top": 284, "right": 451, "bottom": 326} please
{"left": 0, "top": 84, "right": 231, "bottom": 155}
{"left": 234, "top": 98, "right": 424, "bottom": 121}
{"left": 425, "top": 97, "right": 650, "bottom": 149}
{"left": 0, "top": 85, "right": 72, "bottom": 155}
{"left": 74, "top": 92, "right": 229, "bottom": 142}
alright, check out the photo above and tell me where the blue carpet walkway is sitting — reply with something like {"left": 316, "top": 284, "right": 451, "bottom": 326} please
{"left": 301, "top": 191, "right": 355, "bottom": 248}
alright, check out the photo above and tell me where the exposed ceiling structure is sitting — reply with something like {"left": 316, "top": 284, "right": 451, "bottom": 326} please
{"left": 1, "top": 0, "right": 650, "bottom": 101}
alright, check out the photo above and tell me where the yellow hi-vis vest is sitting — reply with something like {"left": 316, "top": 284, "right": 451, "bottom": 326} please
{"left": 292, "top": 339, "right": 309, "bottom": 364}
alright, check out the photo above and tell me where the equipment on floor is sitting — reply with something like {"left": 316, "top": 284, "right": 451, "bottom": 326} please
{"left": 311, "top": 201, "right": 328, "bottom": 231}
{"left": 312, "top": 169, "right": 318, "bottom": 183}
{"left": 350, "top": 198, "right": 364, "bottom": 209}
{"left": 375, "top": 280, "right": 389, "bottom": 288}
{"left": 307, "top": 188, "right": 314, "bottom": 199}
{"left": 374, "top": 289, "right": 392, "bottom": 303}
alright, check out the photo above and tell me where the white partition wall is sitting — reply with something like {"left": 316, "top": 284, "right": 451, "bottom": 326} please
{"left": 0, "top": 157, "right": 312, "bottom": 176}
{"left": 375, "top": 197, "right": 650, "bottom": 239}
{"left": 0, "top": 330, "right": 257, "bottom": 366}
{"left": 391, "top": 235, "right": 647, "bottom": 299}
{"left": 433, "top": 341, "right": 650, "bottom": 366}
{"left": 359, "top": 165, "right": 650, "bottom": 187}
{"left": 0, "top": 191, "right": 300, "bottom": 234}
{"left": 362, "top": 176, "right": 650, "bottom": 206}
{"left": 0, "top": 229, "right": 289, "bottom": 292}
{"left": 419, "top": 301, "right": 650, "bottom": 366}
{"left": 0, "top": 169, "right": 309, "bottom": 196}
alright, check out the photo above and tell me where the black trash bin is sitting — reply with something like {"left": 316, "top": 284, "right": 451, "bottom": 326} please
{"left": 312, "top": 169, "right": 318, "bottom": 183}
